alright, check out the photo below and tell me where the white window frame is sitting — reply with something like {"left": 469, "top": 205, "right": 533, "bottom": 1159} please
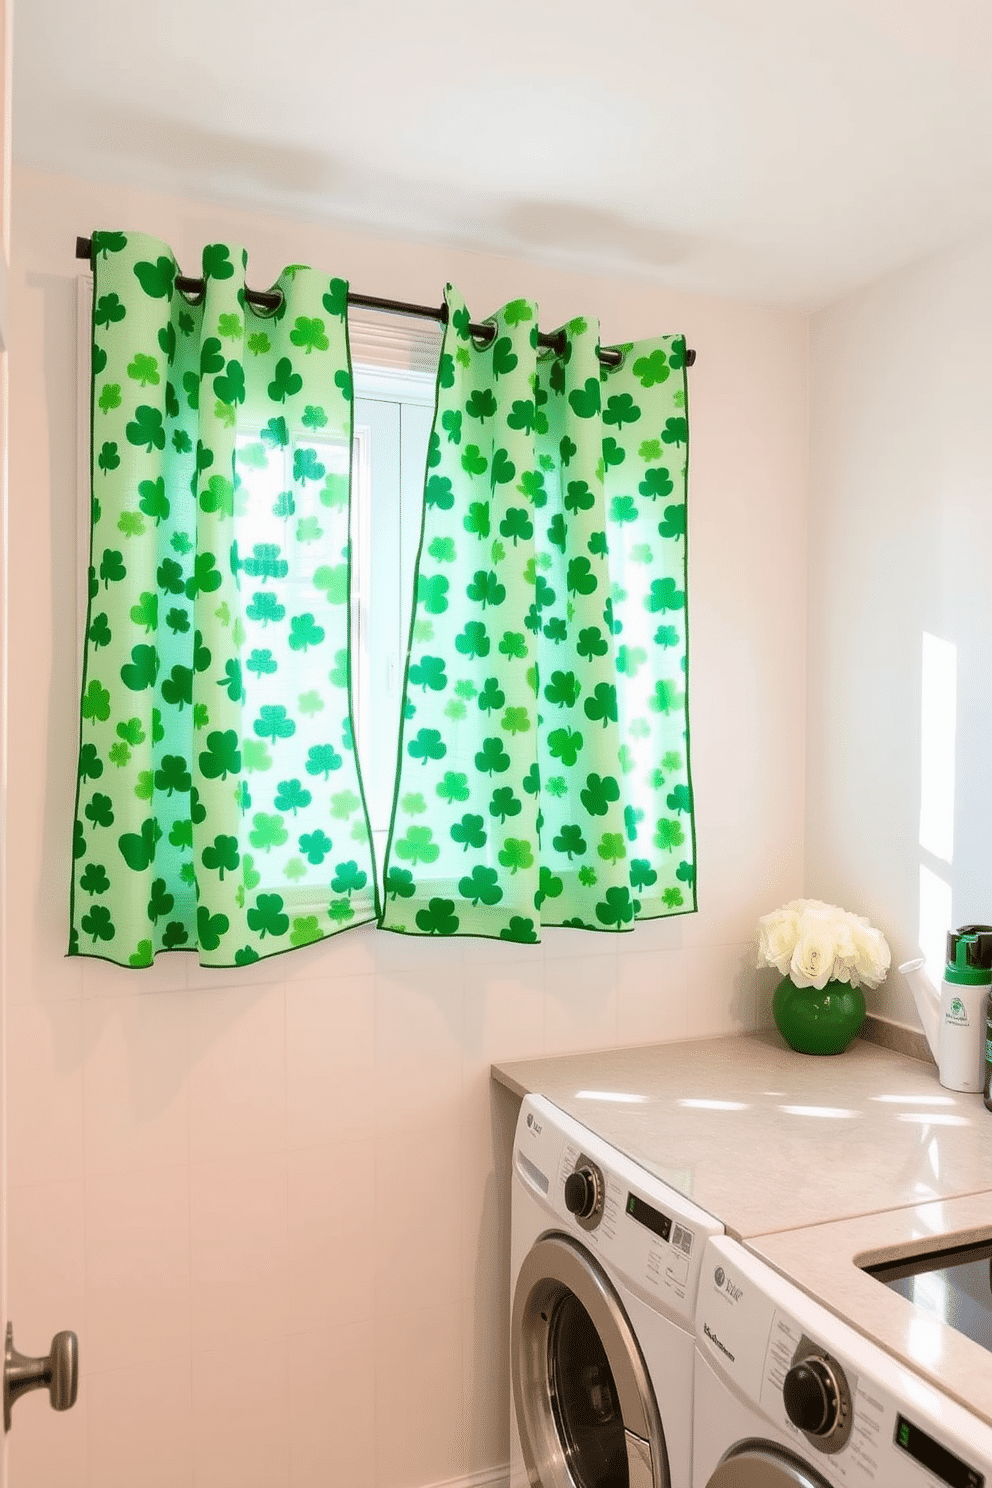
{"left": 76, "top": 275, "right": 94, "bottom": 675}
{"left": 350, "top": 309, "right": 440, "bottom": 866}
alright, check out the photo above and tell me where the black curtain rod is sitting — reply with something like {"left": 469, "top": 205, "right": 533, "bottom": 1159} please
{"left": 75, "top": 236, "right": 695, "bottom": 368}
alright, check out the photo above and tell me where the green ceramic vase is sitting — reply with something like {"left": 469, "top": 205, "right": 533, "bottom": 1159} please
{"left": 772, "top": 976, "right": 866, "bottom": 1055}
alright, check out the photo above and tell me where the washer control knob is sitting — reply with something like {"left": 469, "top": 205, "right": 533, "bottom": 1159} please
{"left": 783, "top": 1358, "right": 842, "bottom": 1437}
{"left": 564, "top": 1165, "right": 602, "bottom": 1220}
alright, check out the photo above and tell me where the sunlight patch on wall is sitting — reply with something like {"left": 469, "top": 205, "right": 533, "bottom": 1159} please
{"left": 917, "top": 634, "right": 956, "bottom": 987}
{"left": 919, "top": 633, "right": 956, "bottom": 864}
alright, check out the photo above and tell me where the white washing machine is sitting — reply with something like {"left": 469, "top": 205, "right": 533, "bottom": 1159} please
{"left": 510, "top": 1094, "right": 724, "bottom": 1488}
{"left": 693, "top": 1234, "right": 992, "bottom": 1488}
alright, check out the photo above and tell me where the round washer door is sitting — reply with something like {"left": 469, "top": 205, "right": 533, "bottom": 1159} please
{"left": 705, "top": 1442, "right": 832, "bottom": 1488}
{"left": 512, "top": 1233, "right": 668, "bottom": 1488}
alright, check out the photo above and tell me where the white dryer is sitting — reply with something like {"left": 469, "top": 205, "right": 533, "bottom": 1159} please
{"left": 693, "top": 1234, "right": 992, "bottom": 1488}
{"left": 510, "top": 1094, "right": 724, "bottom": 1488}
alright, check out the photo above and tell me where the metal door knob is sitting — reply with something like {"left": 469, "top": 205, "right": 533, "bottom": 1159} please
{"left": 4, "top": 1321, "right": 78, "bottom": 1430}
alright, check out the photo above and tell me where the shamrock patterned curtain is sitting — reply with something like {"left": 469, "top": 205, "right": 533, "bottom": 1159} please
{"left": 70, "top": 231, "right": 378, "bottom": 967}
{"left": 380, "top": 287, "right": 695, "bottom": 942}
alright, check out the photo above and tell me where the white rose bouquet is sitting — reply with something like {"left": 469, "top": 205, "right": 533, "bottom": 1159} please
{"left": 756, "top": 899, "right": 891, "bottom": 991}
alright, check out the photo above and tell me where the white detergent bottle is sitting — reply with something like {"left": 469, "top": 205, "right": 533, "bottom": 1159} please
{"left": 939, "top": 927, "right": 992, "bottom": 1091}
{"left": 901, "top": 926, "right": 992, "bottom": 1092}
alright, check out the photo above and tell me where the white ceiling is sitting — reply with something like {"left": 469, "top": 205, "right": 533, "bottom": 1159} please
{"left": 14, "top": 0, "right": 992, "bottom": 309}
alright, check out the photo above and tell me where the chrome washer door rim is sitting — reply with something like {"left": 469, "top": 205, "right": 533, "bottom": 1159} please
{"left": 512, "top": 1233, "right": 668, "bottom": 1488}
{"left": 706, "top": 1441, "right": 833, "bottom": 1488}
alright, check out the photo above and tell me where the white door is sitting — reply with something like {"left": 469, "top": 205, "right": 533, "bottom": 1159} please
{"left": 0, "top": 0, "right": 12, "bottom": 1476}
{"left": 0, "top": 6, "right": 77, "bottom": 1473}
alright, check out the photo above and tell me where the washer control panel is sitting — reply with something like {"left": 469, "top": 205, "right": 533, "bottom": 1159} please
{"left": 513, "top": 1094, "right": 723, "bottom": 1326}
{"left": 696, "top": 1235, "right": 992, "bottom": 1487}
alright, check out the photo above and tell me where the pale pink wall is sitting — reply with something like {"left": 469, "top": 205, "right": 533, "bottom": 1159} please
{"left": 6, "top": 165, "right": 807, "bottom": 1487}
{"left": 807, "top": 227, "right": 992, "bottom": 1029}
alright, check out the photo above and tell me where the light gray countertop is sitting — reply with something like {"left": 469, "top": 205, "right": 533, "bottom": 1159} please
{"left": 750, "top": 1196, "right": 992, "bottom": 1427}
{"left": 492, "top": 1030, "right": 992, "bottom": 1240}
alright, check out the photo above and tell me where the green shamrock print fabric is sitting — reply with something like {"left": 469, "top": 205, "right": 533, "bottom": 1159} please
{"left": 380, "top": 287, "right": 695, "bottom": 941}
{"left": 70, "top": 231, "right": 379, "bottom": 967}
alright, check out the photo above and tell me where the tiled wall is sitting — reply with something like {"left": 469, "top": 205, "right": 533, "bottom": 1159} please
{"left": 5, "top": 166, "right": 807, "bottom": 1487}
{"left": 7, "top": 924, "right": 760, "bottom": 1486}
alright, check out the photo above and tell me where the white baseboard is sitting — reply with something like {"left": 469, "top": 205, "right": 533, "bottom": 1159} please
{"left": 424, "top": 1465, "right": 509, "bottom": 1488}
